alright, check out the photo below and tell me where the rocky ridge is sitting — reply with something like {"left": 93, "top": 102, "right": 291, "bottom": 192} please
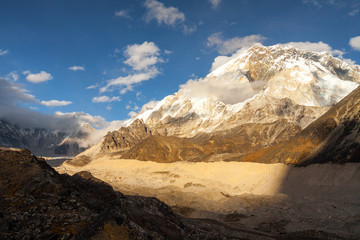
{"left": 232, "top": 85, "right": 360, "bottom": 165}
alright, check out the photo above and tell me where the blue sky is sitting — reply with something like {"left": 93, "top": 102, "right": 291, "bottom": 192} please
{"left": 0, "top": 0, "right": 360, "bottom": 128}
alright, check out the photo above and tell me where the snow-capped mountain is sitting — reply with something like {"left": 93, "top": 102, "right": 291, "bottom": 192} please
{"left": 130, "top": 43, "right": 360, "bottom": 137}
{"left": 0, "top": 119, "right": 93, "bottom": 156}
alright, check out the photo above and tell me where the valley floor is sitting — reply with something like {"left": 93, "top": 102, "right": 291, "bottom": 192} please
{"left": 56, "top": 158, "right": 360, "bottom": 239}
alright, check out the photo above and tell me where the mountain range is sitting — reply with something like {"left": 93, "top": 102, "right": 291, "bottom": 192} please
{"left": 71, "top": 43, "right": 360, "bottom": 165}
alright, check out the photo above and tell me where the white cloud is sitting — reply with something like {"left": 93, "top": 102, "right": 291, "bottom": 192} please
{"left": 279, "top": 41, "right": 343, "bottom": 55}
{"left": 349, "top": 36, "right": 360, "bottom": 51}
{"left": 41, "top": 100, "right": 72, "bottom": 107}
{"left": 144, "top": 0, "right": 185, "bottom": 26}
{"left": 209, "top": 0, "right": 222, "bottom": 8}
{"left": 124, "top": 41, "right": 162, "bottom": 71}
{"left": 100, "top": 70, "right": 158, "bottom": 93}
{"left": 180, "top": 74, "right": 267, "bottom": 104}
{"left": 7, "top": 71, "right": 19, "bottom": 81}
{"left": 68, "top": 65, "right": 85, "bottom": 71}
{"left": 86, "top": 84, "right": 99, "bottom": 90}
{"left": 23, "top": 71, "right": 53, "bottom": 83}
{"left": 0, "top": 49, "right": 9, "bottom": 56}
{"left": 115, "top": 10, "right": 131, "bottom": 19}
{"left": 92, "top": 95, "right": 121, "bottom": 103}
{"left": 207, "top": 32, "right": 266, "bottom": 55}
{"left": 54, "top": 111, "right": 109, "bottom": 129}
{"left": 128, "top": 111, "right": 137, "bottom": 118}
{"left": 100, "top": 41, "right": 162, "bottom": 93}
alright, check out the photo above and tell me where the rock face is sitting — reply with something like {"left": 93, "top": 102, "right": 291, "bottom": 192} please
{"left": 121, "top": 120, "right": 301, "bottom": 163}
{"left": 0, "top": 119, "right": 90, "bottom": 156}
{"left": 100, "top": 119, "right": 156, "bottom": 153}
{"left": 68, "top": 119, "right": 156, "bottom": 166}
{"left": 234, "top": 86, "right": 360, "bottom": 165}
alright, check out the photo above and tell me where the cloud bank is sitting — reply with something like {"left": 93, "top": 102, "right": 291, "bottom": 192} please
{"left": 180, "top": 73, "right": 266, "bottom": 104}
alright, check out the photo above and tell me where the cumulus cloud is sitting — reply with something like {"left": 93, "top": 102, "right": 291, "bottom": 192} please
{"left": 349, "top": 36, "right": 360, "bottom": 51}
{"left": 144, "top": 0, "right": 185, "bottom": 26}
{"left": 0, "top": 49, "right": 9, "bottom": 56}
{"left": 68, "top": 65, "right": 85, "bottom": 71}
{"left": 124, "top": 41, "right": 161, "bottom": 71}
{"left": 180, "top": 73, "right": 267, "bottom": 104}
{"left": 40, "top": 100, "right": 72, "bottom": 107}
{"left": 23, "top": 70, "right": 53, "bottom": 83}
{"left": 92, "top": 96, "right": 121, "bottom": 103}
{"left": 209, "top": 0, "right": 222, "bottom": 8}
{"left": 115, "top": 10, "right": 131, "bottom": 19}
{"left": 100, "top": 41, "right": 162, "bottom": 93}
{"left": 207, "top": 32, "right": 266, "bottom": 55}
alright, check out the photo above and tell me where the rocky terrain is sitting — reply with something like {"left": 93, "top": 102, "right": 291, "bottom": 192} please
{"left": 232, "top": 85, "right": 360, "bottom": 165}
{"left": 3, "top": 148, "right": 350, "bottom": 239}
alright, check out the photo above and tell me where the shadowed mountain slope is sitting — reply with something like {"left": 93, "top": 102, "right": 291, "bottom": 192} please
{"left": 233, "top": 86, "right": 360, "bottom": 165}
